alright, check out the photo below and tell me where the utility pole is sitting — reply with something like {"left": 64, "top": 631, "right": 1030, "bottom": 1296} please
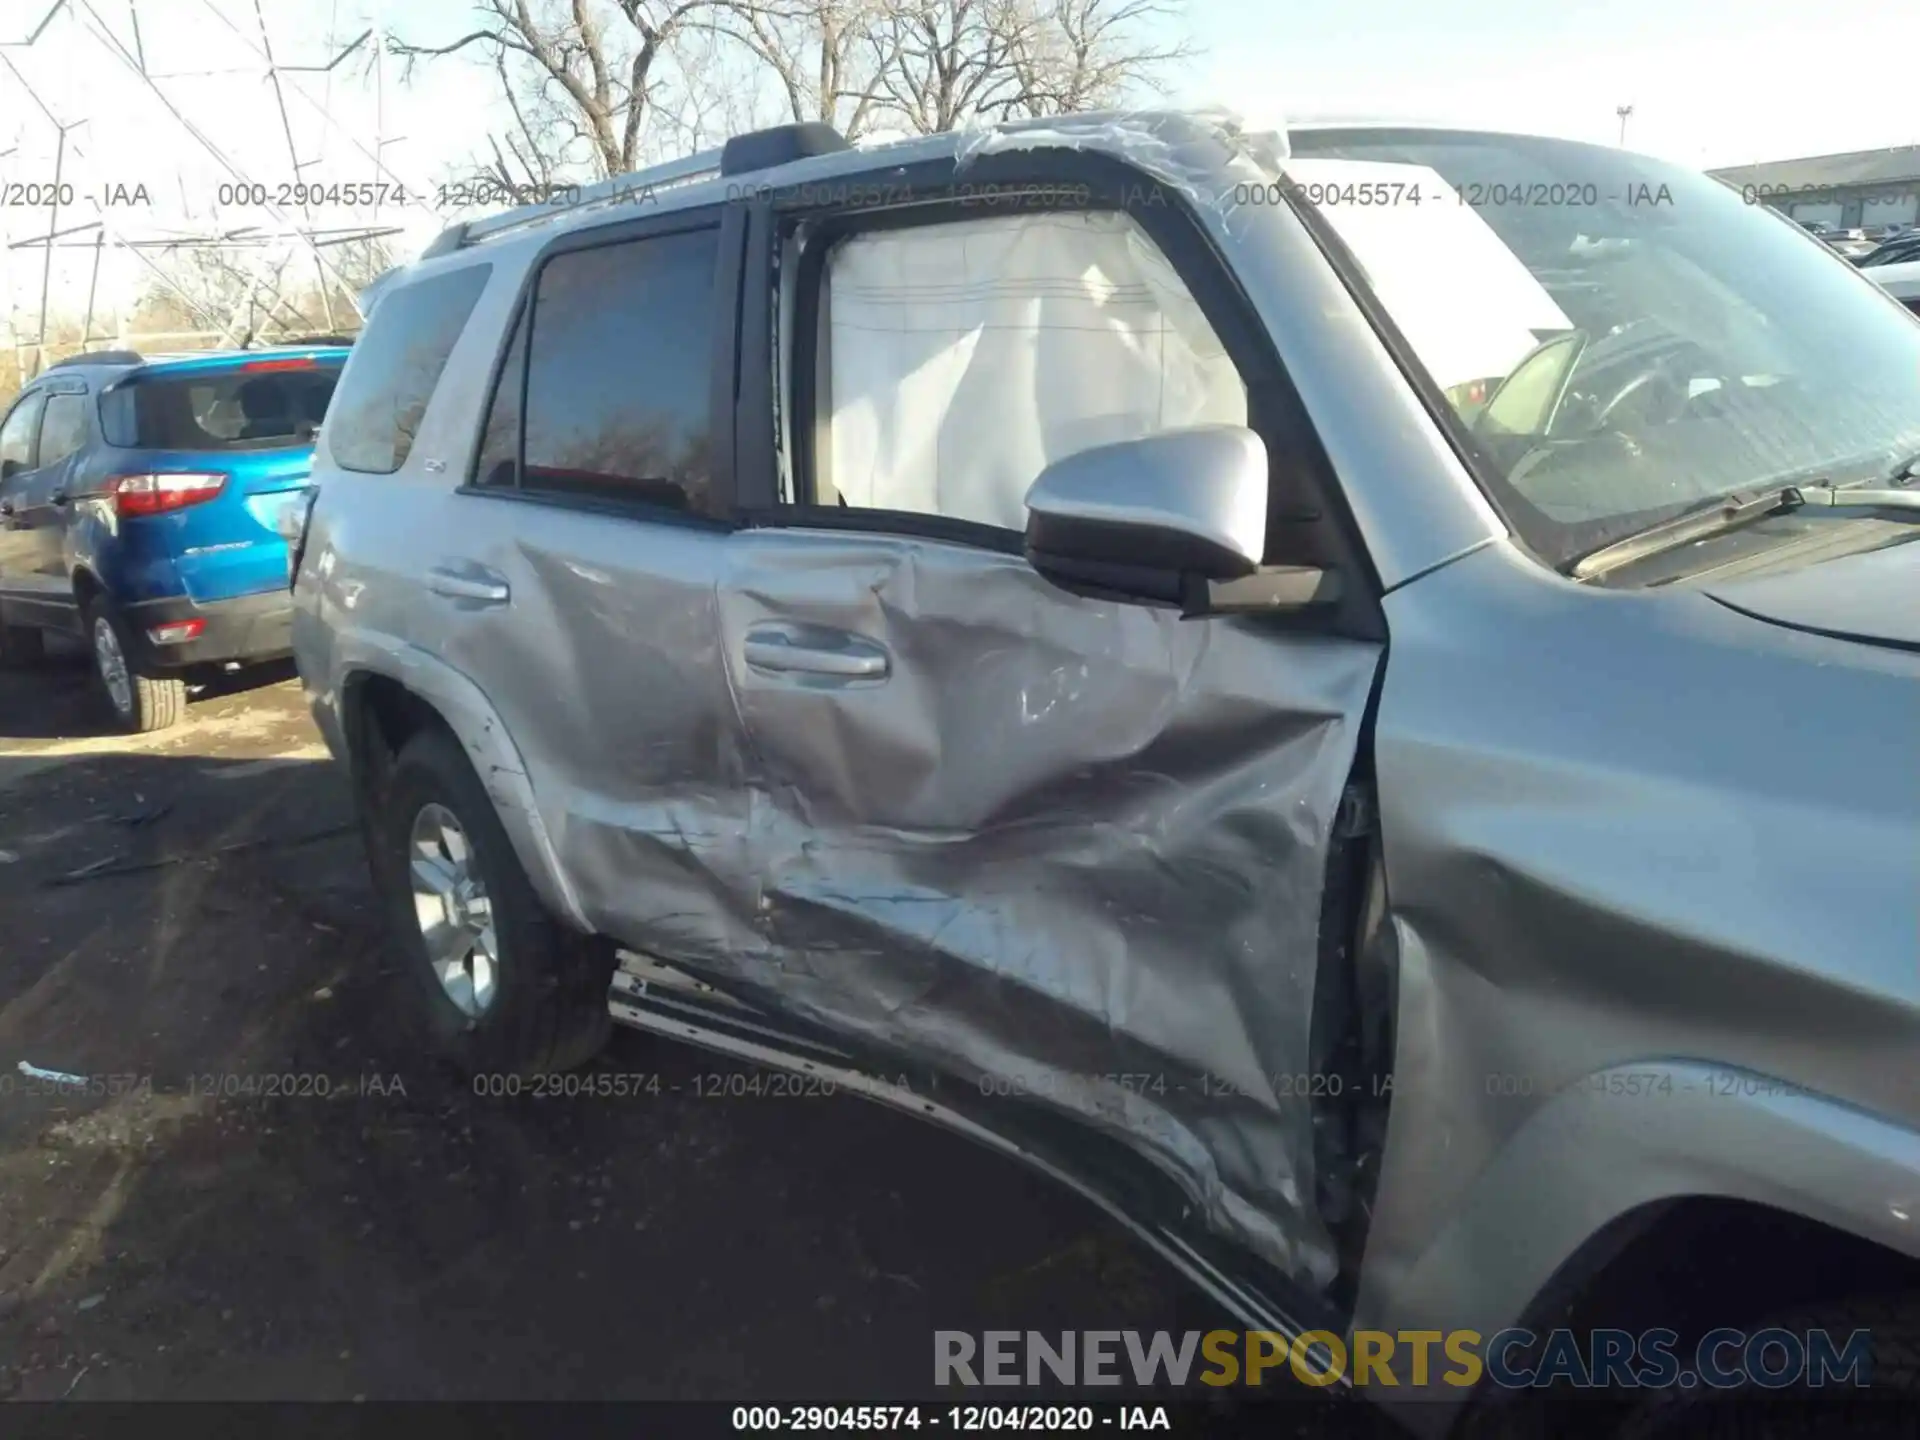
{"left": 33, "top": 122, "right": 70, "bottom": 378}
{"left": 256, "top": 0, "right": 336, "bottom": 333}
{"left": 1616, "top": 105, "right": 1634, "bottom": 146}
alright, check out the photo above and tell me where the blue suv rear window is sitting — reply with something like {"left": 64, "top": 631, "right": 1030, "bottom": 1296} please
{"left": 102, "top": 365, "right": 341, "bottom": 451}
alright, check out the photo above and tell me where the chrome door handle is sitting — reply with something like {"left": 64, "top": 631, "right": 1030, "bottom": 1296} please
{"left": 743, "top": 626, "right": 889, "bottom": 679}
{"left": 427, "top": 567, "right": 510, "bottom": 604}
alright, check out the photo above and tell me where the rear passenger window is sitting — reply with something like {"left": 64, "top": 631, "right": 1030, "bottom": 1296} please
{"left": 326, "top": 264, "right": 491, "bottom": 474}
{"left": 37, "top": 393, "right": 90, "bottom": 467}
{"left": 516, "top": 228, "right": 720, "bottom": 514}
{"left": 812, "top": 211, "right": 1246, "bottom": 530}
{"left": 0, "top": 392, "right": 46, "bottom": 475}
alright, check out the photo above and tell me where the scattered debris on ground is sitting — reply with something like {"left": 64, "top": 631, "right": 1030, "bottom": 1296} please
{"left": 0, "top": 661, "right": 1218, "bottom": 1401}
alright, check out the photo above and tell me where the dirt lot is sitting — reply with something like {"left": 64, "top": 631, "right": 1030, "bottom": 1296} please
{"left": 0, "top": 646, "right": 1228, "bottom": 1403}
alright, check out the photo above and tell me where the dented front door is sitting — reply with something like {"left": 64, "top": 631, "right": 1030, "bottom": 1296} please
{"left": 705, "top": 526, "right": 1380, "bottom": 1290}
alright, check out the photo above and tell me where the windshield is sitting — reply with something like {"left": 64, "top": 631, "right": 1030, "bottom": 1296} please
{"left": 102, "top": 364, "right": 341, "bottom": 452}
{"left": 1283, "top": 130, "right": 1920, "bottom": 569}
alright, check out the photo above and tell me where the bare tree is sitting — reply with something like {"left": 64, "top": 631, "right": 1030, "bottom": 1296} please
{"left": 696, "top": 0, "right": 896, "bottom": 139}
{"left": 858, "top": 0, "right": 1188, "bottom": 136}
{"left": 1002, "top": 0, "right": 1192, "bottom": 118}
{"left": 389, "top": 0, "right": 1193, "bottom": 187}
{"left": 313, "top": 236, "right": 401, "bottom": 312}
{"left": 132, "top": 248, "right": 298, "bottom": 347}
{"left": 481, "top": 50, "right": 565, "bottom": 192}
{"left": 133, "top": 236, "right": 397, "bottom": 347}
{"left": 388, "top": 0, "right": 722, "bottom": 181}
{"left": 855, "top": 0, "right": 1019, "bottom": 136}
{"left": 649, "top": 21, "right": 782, "bottom": 153}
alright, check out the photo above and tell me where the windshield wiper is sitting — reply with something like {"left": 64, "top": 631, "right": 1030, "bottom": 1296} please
{"left": 1572, "top": 481, "right": 1920, "bottom": 580}
{"left": 1795, "top": 484, "right": 1920, "bottom": 509}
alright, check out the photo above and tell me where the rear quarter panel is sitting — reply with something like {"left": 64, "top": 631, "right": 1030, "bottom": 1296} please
{"left": 71, "top": 445, "right": 313, "bottom": 604}
{"left": 292, "top": 242, "right": 587, "bottom": 927}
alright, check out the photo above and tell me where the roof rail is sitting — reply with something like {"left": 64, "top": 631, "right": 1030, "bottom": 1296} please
{"left": 50, "top": 349, "right": 144, "bottom": 369}
{"left": 428, "top": 146, "right": 725, "bottom": 255}
{"left": 420, "top": 122, "right": 852, "bottom": 256}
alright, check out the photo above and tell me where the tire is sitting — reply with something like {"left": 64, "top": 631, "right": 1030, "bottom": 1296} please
{"left": 86, "top": 602, "right": 186, "bottom": 733}
{"left": 370, "top": 725, "right": 614, "bottom": 1075}
{"left": 1614, "top": 1294, "right": 1920, "bottom": 1439}
{"left": 0, "top": 620, "right": 46, "bottom": 667}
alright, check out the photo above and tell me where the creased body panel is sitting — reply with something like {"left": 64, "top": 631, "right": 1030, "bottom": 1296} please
{"left": 670, "top": 527, "right": 1382, "bottom": 1288}
{"left": 1356, "top": 539, "right": 1920, "bottom": 1345}
{"left": 421, "top": 508, "right": 752, "bottom": 949}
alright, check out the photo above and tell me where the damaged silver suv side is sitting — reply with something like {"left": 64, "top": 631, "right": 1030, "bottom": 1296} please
{"left": 294, "top": 111, "right": 1920, "bottom": 1433}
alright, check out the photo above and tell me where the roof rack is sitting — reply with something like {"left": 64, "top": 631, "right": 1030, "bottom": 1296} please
{"left": 422, "top": 146, "right": 722, "bottom": 257}
{"left": 422, "top": 121, "right": 850, "bottom": 258}
{"left": 49, "top": 349, "right": 144, "bottom": 369}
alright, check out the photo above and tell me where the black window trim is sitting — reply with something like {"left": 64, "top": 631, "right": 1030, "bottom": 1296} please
{"left": 731, "top": 148, "right": 1385, "bottom": 638}
{"left": 455, "top": 201, "right": 746, "bottom": 533}
{"left": 466, "top": 298, "right": 530, "bottom": 492}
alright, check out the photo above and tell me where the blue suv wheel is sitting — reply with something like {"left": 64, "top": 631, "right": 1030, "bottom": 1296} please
{"left": 87, "top": 600, "right": 186, "bottom": 733}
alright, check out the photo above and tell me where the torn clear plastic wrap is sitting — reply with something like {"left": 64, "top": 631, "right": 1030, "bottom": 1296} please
{"left": 953, "top": 107, "right": 1291, "bottom": 216}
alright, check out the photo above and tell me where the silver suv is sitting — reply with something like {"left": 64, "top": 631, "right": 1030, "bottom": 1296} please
{"left": 293, "top": 113, "right": 1920, "bottom": 1432}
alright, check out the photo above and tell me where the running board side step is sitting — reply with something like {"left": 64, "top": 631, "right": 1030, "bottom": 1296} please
{"left": 605, "top": 951, "right": 1345, "bottom": 1380}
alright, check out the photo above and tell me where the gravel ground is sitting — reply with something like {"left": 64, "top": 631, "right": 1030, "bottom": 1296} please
{"left": 0, "top": 647, "right": 1236, "bottom": 1404}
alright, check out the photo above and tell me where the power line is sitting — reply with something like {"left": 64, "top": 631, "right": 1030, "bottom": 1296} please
{"left": 0, "top": 49, "right": 229, "bottom": 350}
{"left": 197, "top": 0, "right": 432, "bottom": 222}
{"left": 0, "top": 37, "right": 389, "bottom": 361}
{"left": 4, "top": 0, "right": 424, "bottom": 366}
{"left": 73, "top": 0, "right": 367, "bottom": 319}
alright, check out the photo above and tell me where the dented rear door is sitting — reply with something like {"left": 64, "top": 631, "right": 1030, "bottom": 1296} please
{"left": 416, "top": 207, "right": 758, "bottom": 940}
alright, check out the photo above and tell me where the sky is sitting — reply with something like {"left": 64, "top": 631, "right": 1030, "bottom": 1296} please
{"left": 4, "top": 0, "right": 1919, "bottom": 335}
{"left": 1188, "top": 0, "right": 1920, "bottom": 166}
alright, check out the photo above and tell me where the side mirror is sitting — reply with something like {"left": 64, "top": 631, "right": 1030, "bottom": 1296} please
{"left": 1023, "top": 425, "right": 1339, "bottom": 615}
{"left": 0, "top": 458, "right": 21, "bottom": 483}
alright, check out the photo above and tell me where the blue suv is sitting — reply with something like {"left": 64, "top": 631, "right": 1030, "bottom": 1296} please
{"left": 0, "top": 345, "right": 348, "bottom": 730}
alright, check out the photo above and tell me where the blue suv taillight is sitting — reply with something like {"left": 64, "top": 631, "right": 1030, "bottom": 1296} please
{"left": 111, "top": 471, "right": 228, "bottom": 516}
